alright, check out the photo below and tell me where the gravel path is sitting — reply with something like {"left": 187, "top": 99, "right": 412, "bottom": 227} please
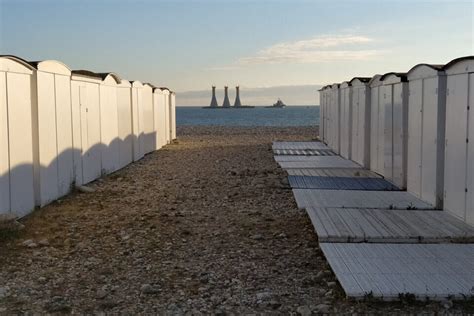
{"left": 0, "top": 126, "right": 472, "bottom": 314}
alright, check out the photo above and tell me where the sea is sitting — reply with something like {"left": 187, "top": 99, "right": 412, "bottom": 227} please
{"left": 177, "top": 106, "right": 320, "bottom": 127}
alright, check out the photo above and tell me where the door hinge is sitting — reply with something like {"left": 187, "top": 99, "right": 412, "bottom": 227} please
{"left": 468, "top": 106, "right": 470, "bottom": 111}
{"left": 465, "top": 188, "right": 468, "bottom": 193}
{"left": 467, "top": 138, "right": 469, "bottom": 144}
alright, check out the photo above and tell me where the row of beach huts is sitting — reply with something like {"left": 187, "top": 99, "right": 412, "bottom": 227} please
{"left": 0, "top": 55, "right": 176, "bottom": 218}
{"left": 318, "top": 55, "right": 474, "bottom": 226}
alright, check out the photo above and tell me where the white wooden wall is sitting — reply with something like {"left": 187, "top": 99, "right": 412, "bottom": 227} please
{"left": 117, "top": 82, "right": 133, "bottom": 169}
{"left": 143, "top": 84, "right": 155, "bottom": 154}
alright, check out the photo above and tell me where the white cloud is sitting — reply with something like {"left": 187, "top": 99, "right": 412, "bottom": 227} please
{"left": 237, "top": 34, "right": 383, "bottom": 65}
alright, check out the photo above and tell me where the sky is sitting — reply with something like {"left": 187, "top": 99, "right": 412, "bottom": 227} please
{"left": 0, "top": 0, "right": 473, "bottom": 106}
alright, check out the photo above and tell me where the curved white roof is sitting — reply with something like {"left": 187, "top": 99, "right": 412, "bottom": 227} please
{"left": 30, "top": 60, "right": 71, "bottom": 75}
{"left": 0, "top": 55, "right": 35, "bottom": 74}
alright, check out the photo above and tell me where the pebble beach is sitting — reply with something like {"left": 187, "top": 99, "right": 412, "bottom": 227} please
{"left": 0, "top": 126, "right": 472, "bottom": 314}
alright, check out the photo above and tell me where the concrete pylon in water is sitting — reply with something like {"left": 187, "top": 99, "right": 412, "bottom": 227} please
{"left": 234, "top": 86, "right": 242, "bottom": 107}
{"left": 210, "top": 86, "right": 218, "bottom": 107}
{"left": 222, "top": 86, "right": 231, "bottom": 108}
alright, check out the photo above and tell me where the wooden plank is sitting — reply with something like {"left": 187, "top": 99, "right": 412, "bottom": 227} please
{"left": 321, "top": 243, "right": 474, "bottom": 300}
{"left": 306, "top": 208, "right": 474, "bottom": 243}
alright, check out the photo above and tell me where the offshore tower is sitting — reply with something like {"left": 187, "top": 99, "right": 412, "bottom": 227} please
{"left": 234, "top": 86, "right": 242, "bottom": 107}
{"left": 222, "top": 86, "right": 231, "bottom": 108}
{"left": 210, "top": 86, "right": 218, "bottom": 107}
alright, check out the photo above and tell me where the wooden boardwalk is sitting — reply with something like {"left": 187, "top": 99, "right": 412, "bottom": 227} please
{"left": 321, "top": 243, "right": 474, "bottom": 300}
{"left": 286, "top": 168, "right": 381, "bottom": 178}
{"left": 293, "top": 189, "right": 434, "bottom": 210}
{"left": 273, "top": 149, "right": 336, "bottom": 156}
{"left": 272, "top": 141, "right": 330, "bottom": 150}
{"left": 274, "top": 142, "right": 474, "bottom": 300}
{"left": 289, "top": 176, "right": 399, "bottom": 191}
{"left": 307, "top": 208, "right": 474, "bottom": 243}
{"left": 278, "top": 157, "right": 361, "bottom": 169}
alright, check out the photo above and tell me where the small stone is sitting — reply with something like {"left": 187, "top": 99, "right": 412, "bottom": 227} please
{"left": 315, "top": 271, "right": 325, "bottom": 281}
{"left": 96, "top": 289, "right": 108, "bottom": 299}
{"left": 442, "top": 300, "right": 453, "bottom": 309}
{"left": 277, "top": 232, "right": 287, "bottom": 239}
{"left": 314, "top": 303, "right": 331, "bottom": 313}
{"left": 250, "top": 234, "right": 264, "bottom": 240}
{"left": 325, "top": 290, "right": 333, "bottom": 297}
{"left": 327, "top": 281, "right": 337, "bottom": 288}
{"left": 76, "top": 185, "right": 95, "bottom": 193}
{"left": 296, "top": 305, "right": 312, "bottom": 316}
{"left": 256, "top": 291, "right": 272, "bottom": 301}
{"left": 38, "top": 239, "right": 49, "bottom": 246}
{"left": 38, "top": 276, "right": 47, "bottom": 284}
{"left": 22, "top": 239, "right": 37, "bottom": 248}
{"left": 141, "top": 284, "right": 160, "bottom": 294}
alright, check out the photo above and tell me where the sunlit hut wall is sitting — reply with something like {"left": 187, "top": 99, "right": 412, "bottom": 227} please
{"left": 117, "top": 79, "right": 133, "bottom": 169}
{"left": 406, "top": 64, "right": 446, "bottom": 208}
{"left": 131, "top": 81, "right": 145, "bottom": 161}
{"left": 170, "top": 91, "right": 176, "bottom": 140}
{"left": 321, "top": 85, "right": 332, "bottom": 145}
{"left": 160, "top": 88, "right": 171, "bottom": 144}
{"left": 99, "top": 73, "right": 122, "bottom": 174}
{"left": 369, "top": 74, "right": 384, "bottom": 176}
{"left": 317, "top": 86, "right": 327, "bottom": 143}
{"left": 70, "top": 70, "right": 102, "bottom": 186}
{"left": 29, "top": 59, "right": 74, "bottom": 207}
{"left": 380, "top": 72, "right": 409, "bottom": 189}
{"left": 349, "top": 77, "right": 371, "bottom": 168}
{"left": 0, "top": 56, "right": 36, "bottom": 217}
{"left": 339, "top": 81, "right": 353, "bottom": 160}
{"left": 153, "top": 87, "right": 167, "bottom": 150}
{"left": 443, "top": 56, "right": 474, "bottom": 226}
{"left": 143, "top": 83, "right": 156, "bottom": 154}
{"left": 327, "top": 83, "right": 341, "bottom": 154}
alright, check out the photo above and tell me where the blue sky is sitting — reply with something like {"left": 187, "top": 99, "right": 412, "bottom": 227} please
{"left": 0, "top": 0, "right": 473, "bottom": 105}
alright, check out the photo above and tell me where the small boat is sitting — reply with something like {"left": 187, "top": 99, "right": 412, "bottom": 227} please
{"left": 266, "top": 98, "right": 286, "bottom": 108}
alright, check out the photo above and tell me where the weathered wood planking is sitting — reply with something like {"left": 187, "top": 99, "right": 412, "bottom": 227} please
{"left": 293, "top": 189, "right": 434, "bottom": 210}
{"left": 273, "top": 149, "right": 336, "bottom": 156}
{"left": 278, "top": 157, "right": 361, "bottom": 169}
{"left": 288, "top": 176, "right": 399, "bottom": 191}
{"left": 272, "top": 141, "right": 330, "bottom": 150}
{"left": 320, "top": 243, "right": 474, "bottom": 300}
{"left": 307, "top": 208, "right": 474, "bottom": 243}
{"left": 286, "top": 168, "right": 382, "bottom": 178}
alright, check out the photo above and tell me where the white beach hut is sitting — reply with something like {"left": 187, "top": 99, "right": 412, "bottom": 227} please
{"left": 369, "top": 75, "right": 385, "bottom": 176}
{"left": 29, "top": 59, "right": 74, "bottom": 207}
{"left": 328, "top": 84, "right": 341, "bottom": 154}
{"left": 339, "top": 81, "right": 352, "bottom": 160}
{"left": 117, "top": 79, "right": 133, "bottom": 169}
{"left": 322, "top": 85, "right": 332, "bottom": 144}
{"left": 443, "top": 56, "right": 474, "bottom": 225}
{"left": 153, "top": 87, "right": 167, "bottom": 150}
{"left": 143, "top": 83, "right": 156, "bottom": 154}
{"left": 380, "top": 72, "right": 409, "bottom": 189}
{"left": 170, "top": 91, "right": 176, "bottom": 140}
{"left": 318, "top": 87, "right": 325, "bottom": 143}
{"left": 0, "top": 56, "right": 36, "bottom": 217}
{"left": 71, "top": 70, "right": 102, "bottom": 185}
{"left": 98, "top": 73, "right": 121, "bottom": 174}
{"left": 349, "top": 77, "right": 371, "bottom": 168}
{"left": 161, "top": 88, "right": 171, "bottom": 144}
{"left": 131, "top": 81, "right": 145, "bottom": 161}
{"left": 406, "top": 64, "right": 446, "bottom": 208}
